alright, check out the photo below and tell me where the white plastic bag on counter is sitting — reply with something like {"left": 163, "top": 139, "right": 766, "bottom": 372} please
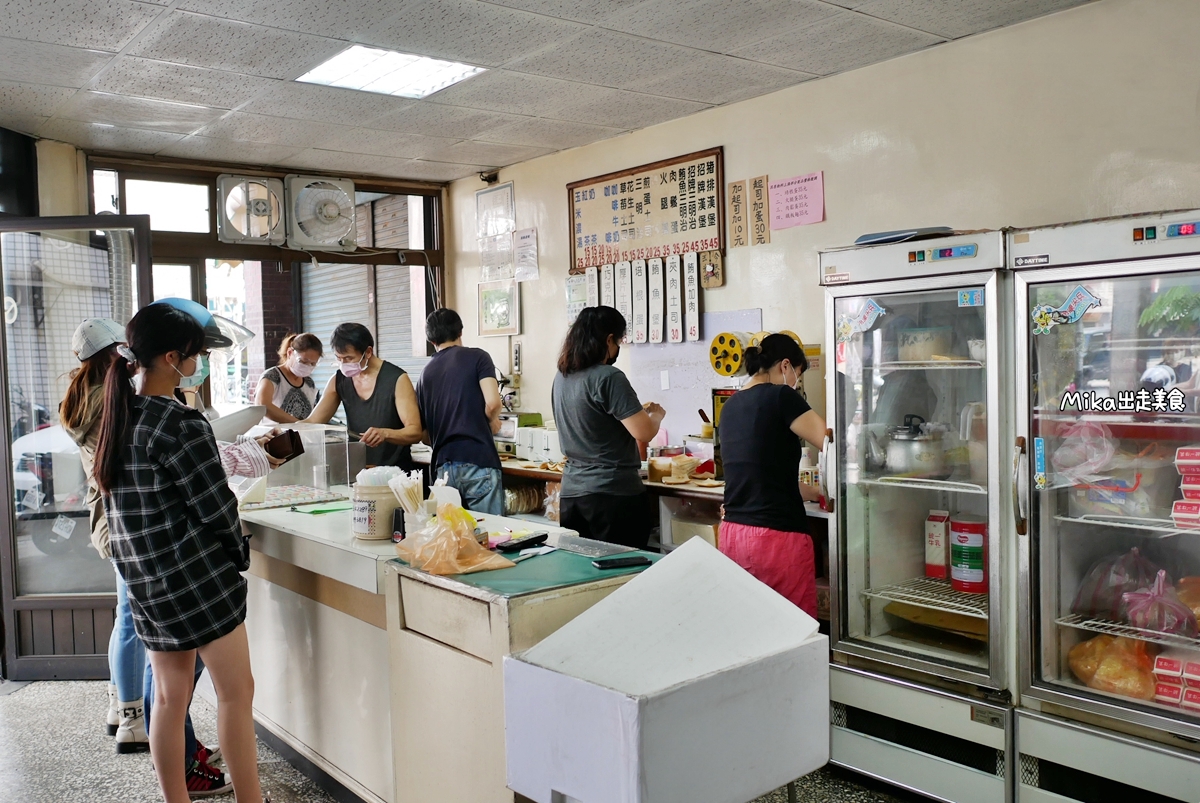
{"left": 357, "top": 466, "right": 404, "bottom": 486}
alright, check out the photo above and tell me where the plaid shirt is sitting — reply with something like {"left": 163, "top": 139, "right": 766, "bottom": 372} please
{"left": 106, "top": 396, "right": 248, "bottom": 651}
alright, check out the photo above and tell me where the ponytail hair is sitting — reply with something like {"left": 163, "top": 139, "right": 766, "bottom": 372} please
{"left": 61, "top": 344, "right": 118, "bottom": 430}
{"left": 277, "top": 332, "right": 322, "bottom": 365}
{"left": 94, "top": 304, "right": 206, "bottom": 493}
{"left": 743, "top": 333, "right": 807, "bottom": 377}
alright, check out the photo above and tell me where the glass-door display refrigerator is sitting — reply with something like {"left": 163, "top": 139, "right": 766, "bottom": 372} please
{"left": 1012, "top": 213, "right": 1200, "bottom": 802}
{"left": 821, "top": 231, "right": 1014, "bottom": 803}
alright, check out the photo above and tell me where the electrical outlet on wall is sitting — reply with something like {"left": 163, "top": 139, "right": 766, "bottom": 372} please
{"left": 512, "top": 341, "right": 522, "bottom": 375}
{"left": 507, "top": 388, "right": 521, "bottom": 410}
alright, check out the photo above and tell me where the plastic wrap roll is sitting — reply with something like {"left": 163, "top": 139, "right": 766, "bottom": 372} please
{"left": 709, "top": 331, "right": 753, "bottom": 376}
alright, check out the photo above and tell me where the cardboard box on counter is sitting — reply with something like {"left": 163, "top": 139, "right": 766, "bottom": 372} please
{"left": 504, "top": 538, "right": 829, "bottom": 803}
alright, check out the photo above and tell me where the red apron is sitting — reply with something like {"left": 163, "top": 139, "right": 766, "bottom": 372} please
{"left": 718, "top": 520, "right": 817, "bottom": 618}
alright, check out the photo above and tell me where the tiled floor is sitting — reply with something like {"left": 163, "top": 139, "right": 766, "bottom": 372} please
{"left": 0, "top": 679, "right": 913, "bottom": 803}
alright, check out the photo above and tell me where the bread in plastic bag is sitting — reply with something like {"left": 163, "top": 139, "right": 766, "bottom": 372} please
{"left": 1050, "top": 421, "right": 1115, "bottom": 484}
{"left": 395, "top": 503, "right": 515, "bottom": 575}
{"left": 1070, "top": 547, "right": 1164, "bottom": 621}
{"left": 1068, "top": 635, "right": 1157, "bottom": 700}
{"left": 1122, "top": 570, "right": 1198, "bottom": 637}
{"left": 1177, "top": 577, "right": 1200, "bottom": 620}
{"left": 543, "top": 481, "right": 561, "bottom": 523}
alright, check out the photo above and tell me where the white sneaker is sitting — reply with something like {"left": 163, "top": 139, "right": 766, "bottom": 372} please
{"left": 115, "top": 699, "right": 150, "bottom": 754}
{"left": 106, "top": 683, "right": 119, "bottom": 736}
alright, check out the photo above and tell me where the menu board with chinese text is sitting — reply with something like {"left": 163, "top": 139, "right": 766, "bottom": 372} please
{"left": 568, "top": 147, "right": 724, "bottom": 274}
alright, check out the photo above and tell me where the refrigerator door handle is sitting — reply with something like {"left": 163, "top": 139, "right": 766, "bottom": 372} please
{"left": 820, "top": 429, "right": 834, "bottom": 512}
{"left": 1014, "top": 435, "right": 1029, "bottom": 535}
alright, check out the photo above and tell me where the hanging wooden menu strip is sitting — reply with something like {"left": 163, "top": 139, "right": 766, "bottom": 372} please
{"left": 665, "top": 254, "right": 683, "bottom": 343}
{"left": 631, "top": 259, "right": 648, "bottom": 344}
{"left": 567, "top": 147, "right": 724, "bottom": 275}
{"left": 683, "top": 252, "right": 700, "bottom": 341}
{"left": 615, "top": 260, "right": 633, "bottom": 343}
{"left": 648, "top": 257, "right": 664, "bottom": 343}
{"left": 750, "top": 175, "right": 770, "bottom": 245}
{"left": 600, "top": 264, "right": 615, "bottom": 307}
{"left": 585, "top": 265, "right": 599, "bottom": 308}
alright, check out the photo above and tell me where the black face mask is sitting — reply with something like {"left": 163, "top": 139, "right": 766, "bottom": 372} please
{"left": 605, "top": 345, "right": 620, "bottom": 365}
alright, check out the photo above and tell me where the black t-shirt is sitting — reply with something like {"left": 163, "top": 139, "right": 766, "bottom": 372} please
{"left": 720, "top": 383, "right": 812, "bottom": 533}
{"left": 416, "top": 346, "right": 501, "bottom": 471}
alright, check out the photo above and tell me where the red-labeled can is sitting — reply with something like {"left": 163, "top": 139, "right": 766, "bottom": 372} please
{"left": 950, "top": 514, "right": 988, "bottom": 594}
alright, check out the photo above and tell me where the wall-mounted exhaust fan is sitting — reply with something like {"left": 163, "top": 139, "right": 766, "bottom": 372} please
{"left": 216, "top": 175, "right": 285, "bottom": 245}
{"left": 285, "top": 174, "right": 357, "bottom": 252}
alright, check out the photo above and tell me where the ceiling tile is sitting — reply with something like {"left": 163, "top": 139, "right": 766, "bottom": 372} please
{"left": 0, "top": 37, "right": 114, "bottom": 88}
{"left": 368, "top": 102, "right": 521, "bottom": 138}
{"left": 0, "top": 82, "right": 77, "bottom": 118}
{"left": 426, "top": 70, "right": 578, "bottom": 117}
{"left": 0, "top": 113, "right": 49, "bottom": 137}
{"left": 733, "top": 10, "right": 943, "bottom": 75}
{"left": 639, "top": 54, "right": 815, "bottom": 105}
{"left": 55, "top": 91, "right": 224, "bottom": 134}
{"left": 603, "top": 0, "right": 839, "bottom": 52}
{"left": 551, "top": 85, "right": 710, "bottom": 128}
{"left": 505, "top": 29, "right": 700, "bottom": 90}
{"left": 0, "top": 0, "right": 164, "bottom": 52}
{"left": 239, "top": 81, "right": 414, "bottom": 126}
{"left": 156, "top": 135, "right": 304, "bottom": 165}
{"left": 280, "top": 148, "right": 414, "bottom": 177}
{"left": 850, "top": 0, "right": 1091, "bottom": 40}
{"left": 36, "top": 119, "right": 186, "bottom": 154}
{"left": 425, "top": 140, "right": 552, "bottom": 166}
{"left": 479, "top": 0, "right": 646, "bottom": 26}
{"left": 358, "top": 0, "right": 585, "bottom": 68}
{"left": 386, "top": 159, "right": 493, "bottom": 182}
{"left": 128, "top": 10, "right": 346, "bottom": 79}
{"left": 177, "top": 0, "right": 397, "bottom": 39}
{"left": 194, "top": 112, "right": 353, "bottom": 148}
{"left": 322, "top": 128, "right": 461, "bottom": 160}
{"left": 479, "top": 117, "right": 625, "bottom": 150}
{"left": 92, "top": 58, "right": 277, "bottom": 110}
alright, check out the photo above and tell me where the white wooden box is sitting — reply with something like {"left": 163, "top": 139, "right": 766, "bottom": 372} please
{"left": 504, "top": 538, "right": 829, "bottom": 803}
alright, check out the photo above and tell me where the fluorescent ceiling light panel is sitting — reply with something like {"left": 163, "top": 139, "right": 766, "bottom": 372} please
{"left": 297, "top": 45, "right": 485, "bottom": 99}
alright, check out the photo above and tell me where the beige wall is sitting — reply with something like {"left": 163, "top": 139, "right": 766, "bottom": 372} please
{"left": 35, "top": 140, "right": 88, "bottom": 217}
{"left": 447, "top": 0, "right": 1200, "bottom": 423}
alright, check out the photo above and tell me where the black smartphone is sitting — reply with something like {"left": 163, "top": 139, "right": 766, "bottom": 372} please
{"left": 592, "top": 555, "right": 653, "bottom": 570}
{"left": 496, "top": 532, "right": 549, "bottom": 553}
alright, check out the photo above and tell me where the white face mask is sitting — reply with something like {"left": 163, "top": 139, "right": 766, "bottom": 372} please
{"left": 289, "top": 354, "right": 315, "bottom": 378}
{"left": 784, "top": 363, "right": 802, "bottom": 391}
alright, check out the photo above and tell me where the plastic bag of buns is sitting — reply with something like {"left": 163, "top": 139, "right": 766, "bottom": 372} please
{"left": 1177, "top": 577, "right": 1200, "bottom": 620}
{"left": 1068, "top": 635, "right": 1157, "bottom": 700}
{"left": 395, "top": 503, "right": 515, "bottom": 575}
{"left": 1122, "top": 570, "right": 1198, "bottom": 637}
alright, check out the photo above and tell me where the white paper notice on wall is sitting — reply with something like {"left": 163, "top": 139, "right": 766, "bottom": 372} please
{"left": 684, "top": 252, "right": 700, "bottom": 342}
{"left": 585, "top": 266, "right": 599, "bottom": 308}
{"left": 513, "top": 227, "right": 539, "bottom": 282}
{"left": 600, "top": 264, "right": 615, "bottom": 307}
{"left": 648, "top": 257, "right": 664, "bottom": 343}
{"left": 631, "top": 259, "right": 648, "bottom": 344}
{"left": 615, "top": 260, "right": 633, "bottom": 343}
{"left": 665, "top": 254, "right": 683, "bottom": 343}
{"left": 566, "top": 275, "right": 588, "bottom": 325}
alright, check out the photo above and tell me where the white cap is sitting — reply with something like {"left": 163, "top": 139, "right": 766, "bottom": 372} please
{"left": 71, "top": 318, "right": 125, "bottom": 360}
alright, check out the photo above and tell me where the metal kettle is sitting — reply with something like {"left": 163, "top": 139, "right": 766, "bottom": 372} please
{"left": 885, "top": 414, "right": 946, "bottom": 478}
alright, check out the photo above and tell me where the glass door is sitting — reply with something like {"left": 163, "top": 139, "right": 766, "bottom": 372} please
{"left": 1021, "top": 264, "right": 1200, "bottom": 738}
{"left": 829, "top": 271, "right": 1002, "bottom": 687}
{"left": 0, "top": 214, "right": 151, "bottom": 679}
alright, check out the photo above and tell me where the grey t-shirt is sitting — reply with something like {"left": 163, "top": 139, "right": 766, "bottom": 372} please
{"left": 552, "top": 364, "right": 644, "bottom": 497}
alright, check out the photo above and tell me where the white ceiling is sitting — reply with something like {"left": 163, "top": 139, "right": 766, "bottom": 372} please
{"left": 0, "top": 0, "right": 1092, "bottom": 183}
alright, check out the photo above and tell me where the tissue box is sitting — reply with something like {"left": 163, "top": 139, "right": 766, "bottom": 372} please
{"left": 504, "top": 538, "right": 829, "bottom": 803}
